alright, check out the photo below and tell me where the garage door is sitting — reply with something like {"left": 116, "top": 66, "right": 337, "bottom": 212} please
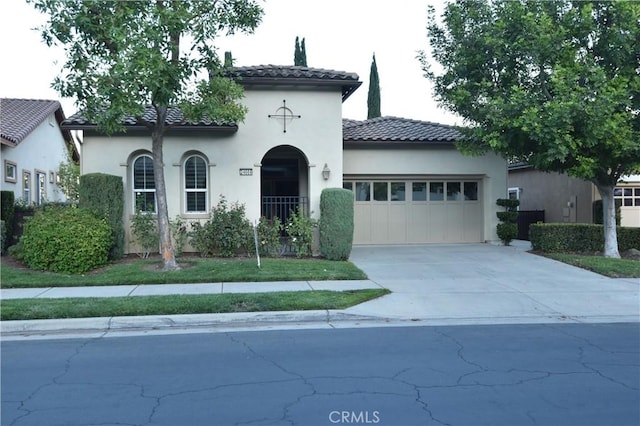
{"left": 343, "top": 179, "right": 483, "bottom": 244}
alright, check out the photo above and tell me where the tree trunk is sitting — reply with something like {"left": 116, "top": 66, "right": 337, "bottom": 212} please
{"left": 595, "top": 183, "right": 620, "bottom": 258}
{"left": 152, "top": 115, "right": 179, "bottom": 271}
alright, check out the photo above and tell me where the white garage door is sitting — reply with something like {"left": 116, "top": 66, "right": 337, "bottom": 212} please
{"left": 344, "top": 179, "right": 483, "bottom": 244}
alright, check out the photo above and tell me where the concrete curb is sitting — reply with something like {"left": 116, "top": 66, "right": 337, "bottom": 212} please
{"left": 0, "top": 310, "right": 387, "bottom": 339}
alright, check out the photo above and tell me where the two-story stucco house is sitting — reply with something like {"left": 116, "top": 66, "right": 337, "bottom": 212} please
{"left": 1, "top": 98, "right": 78, "bottom": 204}
{"left": 62, "top": 65, "right": 506, "bottom": 253}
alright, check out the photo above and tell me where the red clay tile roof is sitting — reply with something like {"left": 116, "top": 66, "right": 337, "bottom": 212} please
{"left": 343, "top": 116, "right": 462, "bottom": 145}
{"left": 1, "top": 98, "right": 71, "bottom": 146}
{"left": 227, "top": 65, "right": 361, "bottom": 101}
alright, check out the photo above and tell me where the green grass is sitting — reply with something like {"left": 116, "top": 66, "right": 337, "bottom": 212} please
{"left": 542, "top": 253, "right": 640, "bottom": 278}
{"left": 0, "top": 289, "right": 390, "bottom": 321}
{"left": 0, "top": 257, "right": 368, "bottom": 288}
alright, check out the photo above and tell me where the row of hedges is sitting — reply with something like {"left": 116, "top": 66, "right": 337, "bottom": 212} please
{"left": 530, "top": 223, "right": 640, "bottom": 253}
{"left": 7, "top": 183, "right": 355, "bottom": 273}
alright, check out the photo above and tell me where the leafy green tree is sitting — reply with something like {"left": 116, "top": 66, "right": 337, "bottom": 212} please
{"left": 367, "top": 53, "right": 381, "bottom": 119}
{"left": 57, "top": 153, "right": 79, "bottom": 203}
{"left": 31, "top": 0, "right": 263, "bottom": 270}
{"left": 421, "top": 0, "right": 640, "bottom": 258}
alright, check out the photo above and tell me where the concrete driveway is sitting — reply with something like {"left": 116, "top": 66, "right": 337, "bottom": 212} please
{"left": 346, "top": 243, "right": 640, "bottom": 325}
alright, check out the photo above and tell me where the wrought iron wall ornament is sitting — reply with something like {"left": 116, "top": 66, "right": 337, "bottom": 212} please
{"left": 268, "top": 100, "right": 301, "bottom": 133}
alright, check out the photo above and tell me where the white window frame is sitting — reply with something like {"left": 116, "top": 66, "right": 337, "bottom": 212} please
{"left": 35, "top": 170, "right": 47, "bottom": 205}
{"left": 508, "top": 187, "right": 521, "bottom": 210}
{"left": 183, "top": 154, "right": 208, "bottom": 214}
{"left": 22, "top": 170, "right": 31, "bottom": 203}
{"left": 614, "top": 186, "right": 640, "bottom": 207}
{"left": 4, "top": 160, "right": 17, "bottom": 183}
{"left": 132, "top": 154, "right": 156, "bottom": 213}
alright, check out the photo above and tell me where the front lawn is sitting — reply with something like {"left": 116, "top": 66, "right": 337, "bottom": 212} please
{"left": 0, "top": 289, "right": 390, "bottom": 321}
{"left": 541, "top": 253, "right": 640, "bottom": 278}
{"left": 0, "top": 256, "right": 368, "bottom": 288}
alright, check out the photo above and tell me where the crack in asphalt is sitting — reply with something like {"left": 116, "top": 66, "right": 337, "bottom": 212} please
{"left": 8, "top": 331, "right": 110, "bottom": 426}
{"left": 546, "top": 324, "right": 640, "bottom": 391}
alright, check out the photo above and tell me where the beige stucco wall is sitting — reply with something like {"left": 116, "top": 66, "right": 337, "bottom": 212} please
{"left": 343, "top": 146, "right": 507, "bottom": 242}
{"left": 81, "top": 88, "right": 345, "bottom": 253}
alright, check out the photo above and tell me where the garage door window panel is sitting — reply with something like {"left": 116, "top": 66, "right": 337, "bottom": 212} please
{"left": 447, "top": 182, "right": 461, "bottom": 201}
{"left": 464, "top": 182, "right": 478, "bottom": 201}
{"left": 430, "top": 182, "right": 444, "bottom": 201}
{"left": 356, "top": 182, "right": 371, "bottom": 201}
{"left": 390, "top": 182, "right": 405, "bottom": 201}
{"left": 412, "top": 182, "right": 427, "bottom": 201}
{"left": 374, "top": 182, "right": 388, "bottom": 201}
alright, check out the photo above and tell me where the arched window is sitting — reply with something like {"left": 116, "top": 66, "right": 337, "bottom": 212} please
{"left": 133, "top": 154, "right": 156, "bottom": 213}
{"left": 184, "top": 155, "right": 208, "bottom": 213}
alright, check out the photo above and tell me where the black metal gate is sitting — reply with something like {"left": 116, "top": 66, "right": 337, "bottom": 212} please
{"left": 517, "top": 210, "right": 545, "bottom": 240}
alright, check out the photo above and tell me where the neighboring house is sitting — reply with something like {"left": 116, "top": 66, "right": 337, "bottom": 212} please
{"left": 62, "top": 65, "right": 506, "bottom": 253}
{"left": 1, "top": 98, "right": 78, "bottom": 204}
{"left": 508, "top": 164, "right": 640, "bottom": 227}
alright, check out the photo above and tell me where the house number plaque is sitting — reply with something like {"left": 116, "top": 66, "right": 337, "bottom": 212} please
{"left": 239, "top": 168, "right": 253, "bottom": 176}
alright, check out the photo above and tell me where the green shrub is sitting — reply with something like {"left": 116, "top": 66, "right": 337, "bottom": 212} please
{"left": 170, "top": 215, "right": 189, "bottom": 256}
{"left": 497, "top": 223, "right": 518, "bottom": 245}
{"left": 319, "top": 188, "right": 354, "bottom": 260}
{"left": 285, "top": 207, "right": 316, "bottom": 258}
{"left": 1, "top": 191, "right": 15, "bottom": 249}
{"left": 530, "top": 223, "right": 640, "bottom": 253}
{"left": 496, "top": 198, "right": 520, "bottom": 210}
{"left": 130, "top": 208, "right": 159, "bottom": 258}
{"left": 188, "top": 221, "right": 213, "bottom": 257}
{"left": 79, "top": 173, "right": 124, "bottom": 259}
{"left": 256, "top": 216, "right": 283, "bottom": 257}
{"left": 496, "top": 198, "right": 520, "bottom": 245}
{"left": 0, "top": 220, "right": 5, "bottom": 254}
{"left": 188, "top": 196, "right": 253, "bottom": 257}
{"left": 496, "top": 211, "right": 518, "bottom": 224}
{"left": 20, "top": 205, "right": 112, "bottom": 274}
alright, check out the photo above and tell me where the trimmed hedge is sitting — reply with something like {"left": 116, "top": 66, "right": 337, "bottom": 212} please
{"left": 0, "top": 220, "right": 5, "bottom": 254}
{"left": 319, "top": 188, "right": 354, "bottom": 260}
{"left": 530, "top": 223, "right": 640, "bottom": 253}
{"left": 20, "top": 205, "right": 113, "bottom": 274}
{"left": 79, "top": 173, "right": 125, "bottom": 259}
{"left": 1, "top": 190, "right": 15, "bottom": 249}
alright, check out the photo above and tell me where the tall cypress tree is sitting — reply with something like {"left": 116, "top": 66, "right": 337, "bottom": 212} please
{"left": 300, "top": 37, "right": 307, "bottom": 67}
{"left": 294, "top": 36, "right": 302, "bottom": 65}
{"left": 224, "top": 51, "right": 233, "bottom": 67}
{"left": 367, "top": 53, "right": 381, "bottom": 119}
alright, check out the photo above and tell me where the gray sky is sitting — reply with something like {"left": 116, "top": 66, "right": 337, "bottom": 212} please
{"left": 0, "top": 0, "right": 459, "bottom": 125}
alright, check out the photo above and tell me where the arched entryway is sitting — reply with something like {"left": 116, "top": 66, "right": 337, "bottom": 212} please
{"left": 261, "top": 145, "right": 309, "bottom": 223}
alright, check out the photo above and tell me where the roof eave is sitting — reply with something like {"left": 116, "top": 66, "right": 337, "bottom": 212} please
{"left": 343, "top": 139, "right": 458, "bottom": 148}
{"left": 236, "top": 78, "right": 362, "bottom": 102}
{"left": 61, "top": 123, "right": 239, "bottom": 135}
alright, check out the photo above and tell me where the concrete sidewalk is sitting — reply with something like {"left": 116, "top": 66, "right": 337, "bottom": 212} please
{"left": 2, "top": 242, "right": 639, "bottom": 338}
{"left": 0, "top": 280, "right": 381, "bottom": 300}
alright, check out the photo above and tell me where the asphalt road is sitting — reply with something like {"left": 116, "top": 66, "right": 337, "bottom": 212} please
{"left": 2, "top": 323, "right": 639, "bottom": 426}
